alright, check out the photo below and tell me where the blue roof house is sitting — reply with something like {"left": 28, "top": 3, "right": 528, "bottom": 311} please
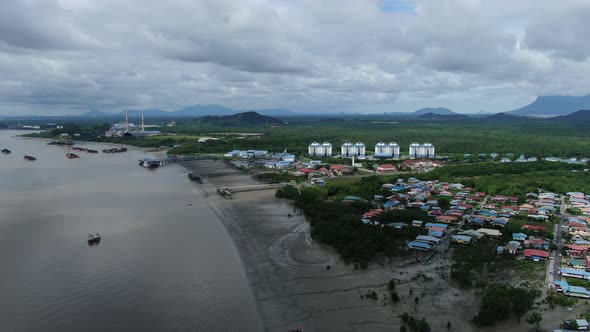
{"left": 512, "top": 233, "right": 528, "bottom": 241}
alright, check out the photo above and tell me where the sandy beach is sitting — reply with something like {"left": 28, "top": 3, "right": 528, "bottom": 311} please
{"left": 183, "top": 160, "right": 578, "bottom": 332}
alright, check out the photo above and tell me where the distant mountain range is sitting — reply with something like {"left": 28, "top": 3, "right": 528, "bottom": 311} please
{"left": 80, "top": 105, "right": 295, "bottom": 118}
{"left": 507, "top": 95, "right": 590, "bottom": 117}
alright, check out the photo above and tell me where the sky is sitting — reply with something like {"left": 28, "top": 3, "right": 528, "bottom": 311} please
{"left": 1, "top": 0, "right": 590, "bottom": 115}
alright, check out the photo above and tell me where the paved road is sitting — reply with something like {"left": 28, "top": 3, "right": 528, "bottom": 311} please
{"left": 552, "top": 195, "right": 567, "bottom": 282}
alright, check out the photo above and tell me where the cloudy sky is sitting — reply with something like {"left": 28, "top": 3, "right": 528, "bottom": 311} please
{"left": 1, "top": 0, "right": 590, "bottom": 115}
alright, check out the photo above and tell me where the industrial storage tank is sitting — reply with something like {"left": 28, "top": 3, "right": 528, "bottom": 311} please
{"left": 354, "top": 142, "right": 366, "bottom": 156}
{"left": 409, "top": 142, "right": 421, "bottom": 159}
{"left": 423, "top": 142, "right": 435, "bottom": 158}
{"left": 389, "top": 142, "right": 400, "bottom": 158}
{"left": 375, "top": 142, "right": 392, "bottom": 158}
{"left": 322, "top": 142, "right": 333, "bottom": 157}
{"left": 341, "top": 142, "right": 353, "bottom": 157}
{"left": 308, "top": 142, "right": 321, "bottom": 156}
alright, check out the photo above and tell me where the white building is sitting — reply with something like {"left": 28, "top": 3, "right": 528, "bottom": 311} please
{"left": 308, "top": 142, "right": 332, "bottom": 157}
{"left": 375, "top": 142, "right": 400, "bottom": 158}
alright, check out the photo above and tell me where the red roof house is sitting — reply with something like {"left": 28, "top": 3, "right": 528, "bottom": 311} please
{"left": 524, "top": 249, "right": 550, "bottom": 260}
{"left": 376, "top": 164, "right": 397, "bottom": 174}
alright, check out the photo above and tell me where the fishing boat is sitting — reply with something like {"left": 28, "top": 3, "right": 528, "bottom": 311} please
{"left": 66, "top": 153, "right": 80, "bottom": 159}
{"left": 86, "top": 149, "right": 98, "bottom": 153}
{"left": 24, "top": 155, "right": 36, "bottom": 161}
{"left": 88, "top": 233, "right": 101, "bottom": 244}
{"left": 1, "top": 148, "right": 11, "bottom": 154}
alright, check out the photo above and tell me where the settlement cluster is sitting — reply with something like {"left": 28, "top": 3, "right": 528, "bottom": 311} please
{"left": 344, "top": 177, "right": 590, "bottom": 299}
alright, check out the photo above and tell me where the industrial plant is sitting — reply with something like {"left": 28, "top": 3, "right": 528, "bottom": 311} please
{"left": 105, "top": 111, "right": 162, "bottom": 137}
{"left": 307, "top": 141, "right": 435, "bottom": 159}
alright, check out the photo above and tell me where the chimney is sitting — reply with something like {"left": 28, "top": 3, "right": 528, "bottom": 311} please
{"left": 141, "top": 112, "right": 145, "bottom": 131}
{"left": 125, "top": 110, "right": 129, "bottom": 132}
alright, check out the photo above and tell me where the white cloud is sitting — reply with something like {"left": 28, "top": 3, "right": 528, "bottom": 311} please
{"left": 0, "top": 0, "right": 589, "bottom": 115}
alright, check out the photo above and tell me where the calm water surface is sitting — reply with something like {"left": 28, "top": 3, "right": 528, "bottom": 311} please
{"left": 0, "top": 130, "right": 260, "bottom": 331}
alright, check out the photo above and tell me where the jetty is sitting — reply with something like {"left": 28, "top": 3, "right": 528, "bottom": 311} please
{"left": 138, "top": 155, "right": 216, "bottom": 168}
{"left": 188, "top": 171, "right": 250, "bottom": 183}
{"left": 216, "top": 183, "right": 288, "bottom": 196}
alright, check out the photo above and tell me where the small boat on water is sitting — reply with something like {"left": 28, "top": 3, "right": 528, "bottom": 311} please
{"left": 86, "top": 149, "right": 98, "bottom": 153}
{"left": 48, "top": 140, "right": 74, "bottom": 146}
{"left": 72, "top": 146, "right": 86, "bottom": 152}
{"left": 88, "top": 233, "right": 101, "bottom": 245}
{"left": 66, "top": 153, "right": 80, "bottom": 159}
{"left": 24, "top": 155, "right": 36, "bottom": 161}
{"left": 1, "top": 148, "right": 11, "bottom": 154}
{"left": 102, "top": 147, "right": 127, "bottom": 153}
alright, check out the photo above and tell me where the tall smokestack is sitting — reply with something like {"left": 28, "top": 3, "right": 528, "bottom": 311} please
{"left": 125, "top": 110, "right": 129, "bottom": 132}
{"left": 141, "top": 112, "right": 145, "bottom": 131}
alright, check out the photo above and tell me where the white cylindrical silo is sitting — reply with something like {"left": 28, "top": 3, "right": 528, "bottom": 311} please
{"left": 390, "top": 142, "right": 400, "bottom": 158}
{"left": 308, "top": 142, "right": 320, "bottom": 156}
{"left": 322, "top": 142, "right": 332, "bottom": 157}
{"left": 355, "top": 142, "right": 365, "bottom": 156}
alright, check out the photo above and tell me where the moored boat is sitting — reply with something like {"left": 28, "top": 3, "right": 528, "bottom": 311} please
{"left": 86, "top": 149, "right": 98, "bottom": 153}
{"left": 66, "top": 153, "right": 80, "bottom": 159}
{"left": 72, "top": 146, "right": 86, "bottom": 152}
{"left": 24, "top": 155, "right": 36, "bottom": 161}
{"left": 48, "top": 140, "right": 74, "bottom": 146}
{"left": 88, "top": 233, "right": 101, "bottom": 244}
{"left": 1, "top": 148, "right": 11, "bottom": 154}
{"left": 102, "top": 147, "right": 128, "bottom": 153}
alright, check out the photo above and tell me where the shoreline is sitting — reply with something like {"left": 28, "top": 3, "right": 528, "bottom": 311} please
{"left": 181, "top": 159, "right": 580, "bottom": 332}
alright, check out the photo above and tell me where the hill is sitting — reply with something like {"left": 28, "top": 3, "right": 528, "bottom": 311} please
{"left": 486, "top": 112, "right": 523, "bottom": 121}
{"left": 549, "top": 109, "right": 590, "bottom": 122}
{"left": 417, "top": 112, "right": 469, "bottom": 120}
{"left": 197, "top": 111, "right": 285, "bottom": 127}
{"left": 508, "top": 95, "right": 590, "bottom": 117}
{"left": 412, "top": 107, "right": 456, "bottom": 116}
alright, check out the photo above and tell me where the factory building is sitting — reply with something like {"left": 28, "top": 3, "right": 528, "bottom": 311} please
{"left": 308, "top": 142, "right": 332, "bottom": 157}
{"left": 374, "top": 142, "right": 400, "bottom": 158}
{"left": 341, "top": 142, "right": 365, "bottom": 158}
{"left": 409, "top": 142, "right": 436, "bottom": 159}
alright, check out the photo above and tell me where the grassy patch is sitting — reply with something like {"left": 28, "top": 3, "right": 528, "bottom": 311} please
{"left": 566, "top": 277, "right": 590, "bottom": 288}
{"left": 512, "top": 259, "right": 546, "bottom": 281}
